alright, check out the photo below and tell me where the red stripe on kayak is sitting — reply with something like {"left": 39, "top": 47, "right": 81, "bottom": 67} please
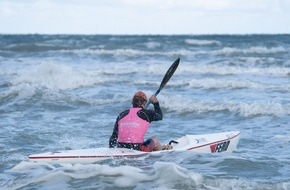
{"left": 29, "top": 153, "right": 149, "bottom": 160}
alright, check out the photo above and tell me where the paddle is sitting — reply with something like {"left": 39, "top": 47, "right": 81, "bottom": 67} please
{"left": 145, "top": 57, "right": 180, "bottom": 108}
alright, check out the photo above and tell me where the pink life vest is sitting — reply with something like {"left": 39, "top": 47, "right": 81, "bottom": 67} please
{"left": 118, "top": 108, "right": 150, "bottom": 143}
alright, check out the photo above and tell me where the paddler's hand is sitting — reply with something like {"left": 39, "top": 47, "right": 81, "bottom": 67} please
{"left": 149, "top": 95, "right": 158, "bottom": 104}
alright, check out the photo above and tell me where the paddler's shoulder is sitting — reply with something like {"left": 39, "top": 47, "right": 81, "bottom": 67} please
{"left": 118, "top": 109, "right": 130, "bottom": 118}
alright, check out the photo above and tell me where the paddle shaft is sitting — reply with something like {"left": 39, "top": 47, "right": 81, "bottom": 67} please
{"left": 145, "top": 58, "right": 180, "bottom": 108}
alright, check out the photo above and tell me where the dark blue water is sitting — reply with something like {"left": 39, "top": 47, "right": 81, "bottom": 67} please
{"left": 1, "top": 34, "right": 290, "bottom": 190}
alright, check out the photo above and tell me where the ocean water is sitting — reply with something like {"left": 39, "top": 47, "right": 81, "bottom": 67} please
{"left": 0, "top": 34, "right": 290, "bottom": 190}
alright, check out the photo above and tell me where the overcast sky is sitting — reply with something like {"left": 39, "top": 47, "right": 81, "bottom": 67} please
{"left": 0, "top": 0, "right": 289, "bottom": 34}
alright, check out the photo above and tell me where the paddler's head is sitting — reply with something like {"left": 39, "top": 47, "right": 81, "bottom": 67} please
{"left": 132, "top": 91, "right": 147, "bottom": 108}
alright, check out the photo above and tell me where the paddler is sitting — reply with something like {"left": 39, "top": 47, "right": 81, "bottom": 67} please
{"left": 109, "top": 91, "right": 172, "bottom": 151}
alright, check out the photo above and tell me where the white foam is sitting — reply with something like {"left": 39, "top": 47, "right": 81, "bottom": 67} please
{"left": 7, "top": 160, "right": 289, "bottom": 190}
{"left": 238, "top": 101, "right": 286, "bottom": 117}
{"left": 185, "top": 39, "right": 221, "bottom": 46}
{"left": 282, "top": 182, "right": 290, "bottom": 190}
{"left": 3, "top": 62, "right": 124, "bottom": 101}
{"left": 60, "top": 48, "right": 195, "bottom": 58}
{"left": 161, "top": 94, "right": 290, "bottom": 117}
{"left": 151, "top": 161, "right": 203, "bottom": 187}
{"left": 7, "top": 161, "right": 203, "bottom": 189}
{"left": 178, "top": 64, "right": 290, "bottom": 76}
{"left": 12, "top": 62, "right": 97, "bottom": 90}
{"left": 271, "top": 135, "right": 290, "bottom": 143}
{"left": 62, "top": 48, "right": 157, "bottom": 57}
{"left": 56, "top": 45, "right": 289, "bottom": 63}
{"left": 202, "top": 177, "right": 286, "bottom": 190}
{"left": 144, "top": 42, "right": 161, "bottom": 49}
{"left": 188, "top": 78, "right": 264, "bottom": 89}
{"left": 215, "top": 46, "right": 287, "bottom": 55}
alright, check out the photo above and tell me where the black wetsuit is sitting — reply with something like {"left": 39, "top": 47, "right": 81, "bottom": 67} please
{"left": 109, "top": 102, "right": 163, "bottom": 149}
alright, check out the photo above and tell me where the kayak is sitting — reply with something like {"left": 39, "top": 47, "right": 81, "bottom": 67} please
{"left": 28, "top": 131, "right": 240, "bottom": 164}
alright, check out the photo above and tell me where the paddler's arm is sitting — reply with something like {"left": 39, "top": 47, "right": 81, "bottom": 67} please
{"left": 147, "top": 95, "right": 163, "bottom": 121}
{"left": 109, "top": 119, "right": 118, "bottom": 148}
{"left": 152, "top": 101, "right": 163, "bottom": 120}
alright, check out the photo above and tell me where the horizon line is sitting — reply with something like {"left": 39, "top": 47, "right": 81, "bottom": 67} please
{"left": 0, "top": 32, "right": 290, "bottom": 36}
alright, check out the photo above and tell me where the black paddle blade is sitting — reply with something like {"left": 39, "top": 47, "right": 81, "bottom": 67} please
{"left": 146, "top": 57, "right": 180, "bottom": 108}
{"left": 155, "top": 57, "right": 180, "bottom": 96}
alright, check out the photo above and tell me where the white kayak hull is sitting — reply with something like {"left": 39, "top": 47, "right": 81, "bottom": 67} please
{"left": 29, "top": 131, "right": 240, "bottom": 164}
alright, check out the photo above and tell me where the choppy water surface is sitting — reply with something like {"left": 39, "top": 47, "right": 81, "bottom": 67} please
{"left": 0, "top": 34, "right": 290, "bottom": 189}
